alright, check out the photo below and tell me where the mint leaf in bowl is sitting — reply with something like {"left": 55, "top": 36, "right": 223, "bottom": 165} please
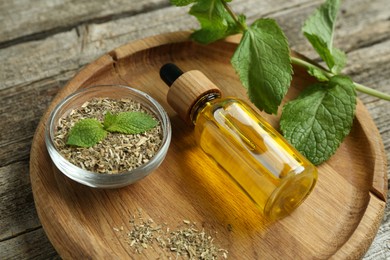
{"left": 66, "top": 110, "right": 158, "bottom": 148}
{"left": 66, "top": 119, "right": 107, "bottom": 147}
{"left": 104, "top": 111, "right": 158, "bottom": 134}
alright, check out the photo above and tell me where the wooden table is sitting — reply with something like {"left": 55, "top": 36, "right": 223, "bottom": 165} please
{"left": 0, "top": 0, "right": 389, "bottom": 259}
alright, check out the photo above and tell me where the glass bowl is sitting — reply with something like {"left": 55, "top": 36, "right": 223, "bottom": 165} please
{"left": 45, "top": 85, "right": 171, "bottom": 188}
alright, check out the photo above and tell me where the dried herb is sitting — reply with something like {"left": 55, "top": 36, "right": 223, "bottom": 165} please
{"left": 127, "top": 217, "right": 161, "bottom": 253}
{"left": 166, "top": 223, "right": 228, "bottom": 259}
{"left": 54, "top": 98, "right": 162, "bottom": 174}
{"left": 116, "top": 210, "right": 228, "bottom": 259}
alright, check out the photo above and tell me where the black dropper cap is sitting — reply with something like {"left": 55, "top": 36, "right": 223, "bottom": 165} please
{"left": 160, "top": 63, "right": 183, "bottom": 87}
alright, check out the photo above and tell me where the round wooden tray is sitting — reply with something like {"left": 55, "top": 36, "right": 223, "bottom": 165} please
{"left": 30, "top": 31, "right": 387, "bottom": 259}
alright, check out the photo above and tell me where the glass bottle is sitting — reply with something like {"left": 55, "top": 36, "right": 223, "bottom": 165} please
{"left": 160, "top": 63, "right": 317, "bottom": 220}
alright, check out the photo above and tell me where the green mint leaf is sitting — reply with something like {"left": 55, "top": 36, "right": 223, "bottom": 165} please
{"left": 170, "top": 0, "right": 196, "bottom": 6}
{"left": 308, "top": 67, "right": 329, "bottom": 82}
{"left": 231, "top": 18, "right": 292, "bottom": 114}
{"left": 303, "top": 0, "right": 346, "bottom": 73}
{"left": 103, "top": 111, "right": 116, "bottom": 129}
{"left": 66, "top": 119, "right": 107, "bottom": 147}
{"left": 330, "top": 47, "right": 347, "bottom": 74}
{"left": 189, "top": 0, "right": 245, "bottom": 44}
{"left": 104, "top": 112, "right": 158, "bottom": 134}
{"left": 280, "top": 75, "right": 356, "bottom": 165}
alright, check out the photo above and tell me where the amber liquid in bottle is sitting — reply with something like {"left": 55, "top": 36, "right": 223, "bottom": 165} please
{"left": 160, "top": 63, "right": 317, "bottom": 220}
{"left": 193, "top": 97, "right": 317, "bottom": 220}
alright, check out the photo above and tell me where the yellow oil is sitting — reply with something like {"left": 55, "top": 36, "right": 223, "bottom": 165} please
{"left": 194, "top": 98, "right": 317, "bottom": 220}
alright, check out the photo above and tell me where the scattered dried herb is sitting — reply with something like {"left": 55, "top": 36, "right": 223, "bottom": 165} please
{"left": 115, "top": 210, "right": 228, "bottom": 259}
{"left": 54, "top": 98, "right": 163, "bottom": 174}
{"left": 166, "top": 223, "right": 228, "bottom": 259}
{"left": 127, "top": 217, "right": 161, "bottom": 253}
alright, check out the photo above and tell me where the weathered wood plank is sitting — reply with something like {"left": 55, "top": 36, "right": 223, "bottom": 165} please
{"left": 1, "top": 0, "right": 326, "bottom": 90}
{"left": 2, "top": 0, "right": 389, "bottom": 92}
{"left": 0, "top": 161, "right": 40, "bottom": 241}
{"left": 0, "top": 0, "right": 169, "bottom": 45}
{"left": 0, "top": 30, "right": 80, "bottom": 90}
{"left": 0, "top": 0, "right": 326, "bottom": 47}
{"left": 345, "top": 41, "right": 390, "bottom": 133}
{"left": 271, "top": 0, "right": 390, "bottom": 58}
{"left": 0, "top": 227, "right": 58, "bottom": 260}
{"left": 0, "top": 159, "right": 60, "bottom": 259}
{"left": 0, "top": 72, "right": 74, "bottom": 166}
{"left": 364, "top": 216, "right": 390, "bottom": 259}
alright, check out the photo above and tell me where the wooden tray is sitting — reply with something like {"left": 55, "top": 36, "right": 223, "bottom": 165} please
{"left": 30, "top": 31, "right": 387, "bottom": 259}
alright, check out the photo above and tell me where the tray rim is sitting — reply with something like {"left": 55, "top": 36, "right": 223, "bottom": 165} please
{"left": 29, "top": 31, "right": 388, "bottom": 259}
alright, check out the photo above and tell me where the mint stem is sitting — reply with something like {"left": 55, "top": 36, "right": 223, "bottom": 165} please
{"left": 291, "top": 57, "right": 390, "bottom": 101}
{"left": 291, "top": 57, "right": 333, "bottom": 78}
{"left": 222, "top": 1, "right": 247, "bottom": 31}
{"left": 353, "top": 82, "right": 390, "bottom": 101}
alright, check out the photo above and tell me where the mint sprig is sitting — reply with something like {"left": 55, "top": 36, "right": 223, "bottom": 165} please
{"left": 172, "top": 0, "right": 291, "bottom": 114}
{"left": 66, "top": 111, "right": 158, "bottom": 148}
{"left": 171, "top": 0, "right": 390, "bottom": 164}
{"left": 280, "top": 0, "right": 356, "bottom": 164}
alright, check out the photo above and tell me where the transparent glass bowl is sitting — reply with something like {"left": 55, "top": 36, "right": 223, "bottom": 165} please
{"left": 45, "top": 85, "right": 171, "bottom": 188}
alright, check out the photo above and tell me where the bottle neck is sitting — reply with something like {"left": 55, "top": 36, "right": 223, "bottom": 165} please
{"left": 190, "top": 92, "right": 221, "bottom": 125}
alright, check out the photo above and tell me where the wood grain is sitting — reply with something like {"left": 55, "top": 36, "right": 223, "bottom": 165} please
{"left": 30, "top": 31, "right": 387, "bottom": 259}
{"left": 0, "top": 0, "right": 169, "bottom": 45}
{"left": 1, "top": 0, "right": 389, "bottom": 258}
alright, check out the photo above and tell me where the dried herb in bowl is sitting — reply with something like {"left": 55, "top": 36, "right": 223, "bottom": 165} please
{"left": 54, "top": 97, "right": 163, "bottom": 174}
